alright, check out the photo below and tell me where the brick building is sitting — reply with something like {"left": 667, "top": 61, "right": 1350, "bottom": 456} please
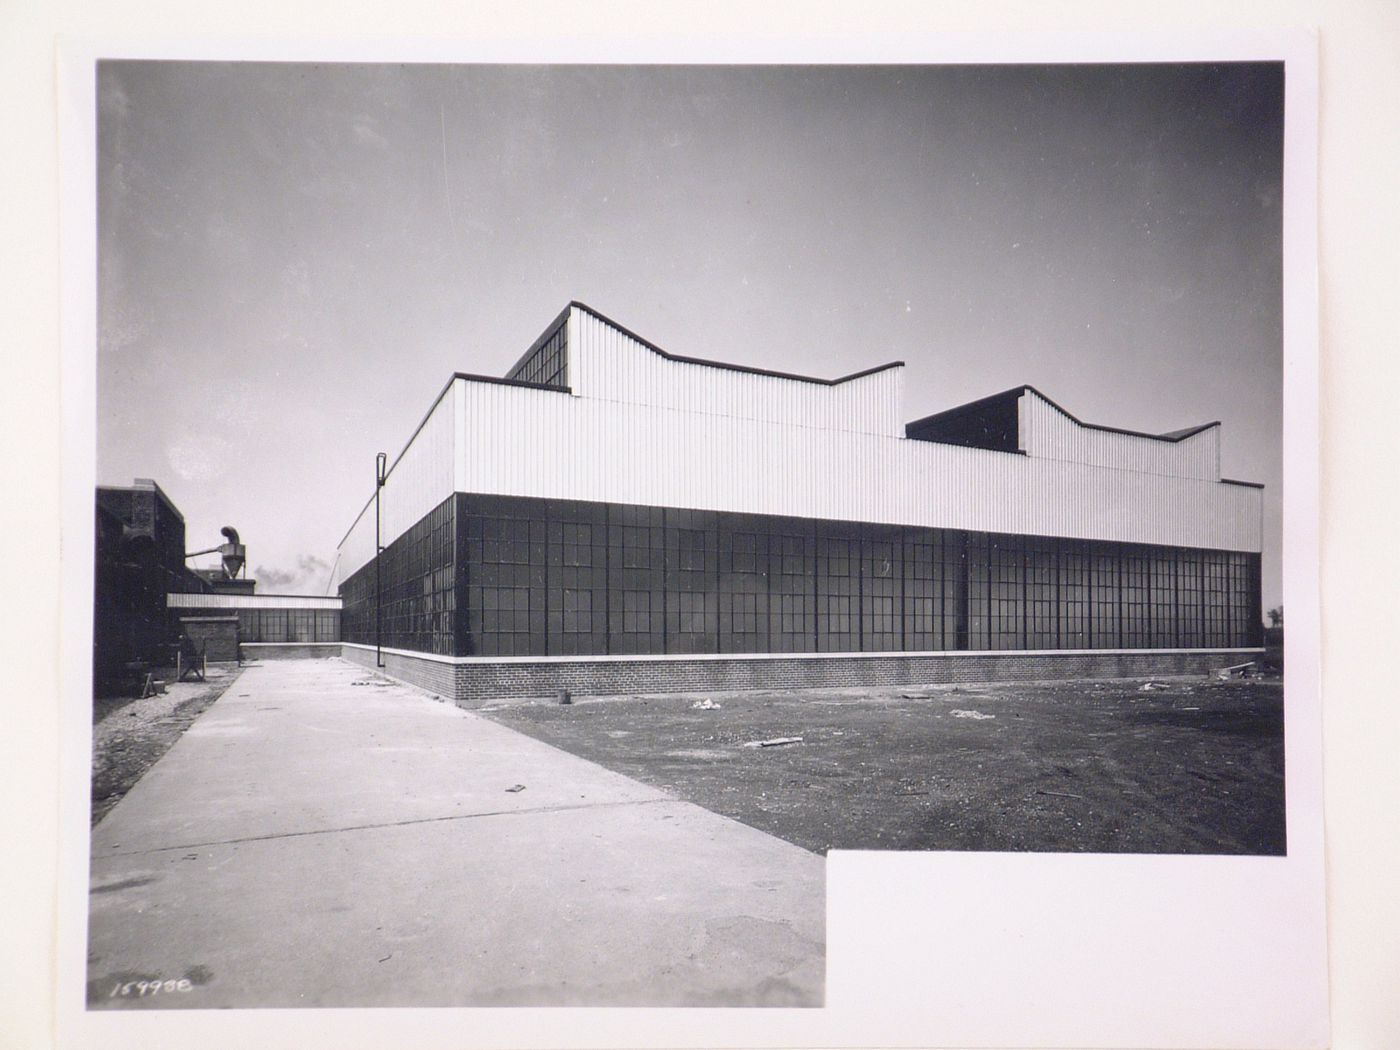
{"left": 93, "top": 479, "right": 209, "bottom": 693}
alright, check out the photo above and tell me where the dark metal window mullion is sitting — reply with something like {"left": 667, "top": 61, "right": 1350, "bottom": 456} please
{"left": 1172, "top": 547, "right": 1181, "bottom": 648}
{"left": 603, "top": 512, "right": 612, "bottom": 655}
{"left": 809, "top": 520, "right": 818, "bottom": 653}
{"left": 1019, "top": 542, "right": 1028, "bottom": 650}
{"left": 1086, "top": 544, "right": 1094, "bottom": 651}
{"left": 543, "top": 504, "right": 551, "bottom": 656}
{"left": 660, "top": 512, "right": 669, "bottom": 655}
{"left": 714, "top": 527, "right": 721, "bottom": 653}
{"left": 857, "top": 535, "right": 865, "bottom": 653}
{"left": 1144, "top": 548, "right": 1153, "bottom": 650}
{"left": 1198, "top": 550, "right": 1205, "bottom": 647}
{"left": 899, "top": 532, "right": 906, "bottom": 653}
{"left": 1116, "top": 544, "right": 1125, "bottom": 649}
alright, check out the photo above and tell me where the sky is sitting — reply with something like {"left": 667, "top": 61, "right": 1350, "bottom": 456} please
{"left": 96, "top": 62, "right": 1284, "bottom": 608}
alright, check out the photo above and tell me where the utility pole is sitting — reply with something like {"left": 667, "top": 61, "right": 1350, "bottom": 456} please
{"left": 375, "top": 451, "right": 387, "bottom": 668}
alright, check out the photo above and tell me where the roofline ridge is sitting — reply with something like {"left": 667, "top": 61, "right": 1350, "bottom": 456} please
{"left": 908, "top": 384, "right": 1220, "bottom": 445}
{"left": 1019, "top": 385, "right": 1220, "bottom": 443}
{"left": 570, "top": 300, "right": 903, "bottom": 386}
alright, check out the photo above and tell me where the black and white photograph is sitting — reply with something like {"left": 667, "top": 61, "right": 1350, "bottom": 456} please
{"left": 52, "top": 35, "right": 1332, "bottom": 1048}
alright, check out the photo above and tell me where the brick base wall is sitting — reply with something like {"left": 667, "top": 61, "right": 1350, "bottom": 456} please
{"left": 241, "top": 643, "right": 342, "bottom": 660}
{"left": 341, "top": 645, "right": 457, "bottom": 697}
{"left": 341, "top": 644, "right": 1263, "bottom": 709}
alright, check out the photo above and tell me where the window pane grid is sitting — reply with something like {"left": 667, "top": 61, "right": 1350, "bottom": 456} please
{"left": 1024, "top": 539, "right": 1057, "bottom": 649}
{"left": 1059, "top": 542, "right": 1090, "bottom": 648}
{"left": 1121, "top": 552, "right": 1152, "bottom": 648}
{"left": 343, "top": 497, "right": 1261, "bottom": 662}
{"left": 340, "top": 495, "right": 455, "bottom": 655}
{"left": 506, "top": 322, "right": 568, "bottom": 388}
{"left": 988, "top": 539, "right": 1024, "bottom": 650}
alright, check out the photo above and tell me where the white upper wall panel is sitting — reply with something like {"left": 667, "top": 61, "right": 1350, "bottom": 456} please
{"left": 1019, "top": 387, "right": 1221, "bottom": 481}
{"left": 449, "top": 379, "right": 1261, "bottom": 553}
{"left": 571, "top": 305, "right": 905, "bottom": 438}
{"left": 337, "top": 308, "right": 1262, "bottom": 580}
{"left": 338, "top": 384, "right": 458, "bottom": 581}
{"left": 167, "top": 593, "right": 342, "bottom": 610}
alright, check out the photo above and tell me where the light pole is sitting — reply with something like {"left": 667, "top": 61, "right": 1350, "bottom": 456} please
{"left": 375, "top": 451, "right": 386, "bottom": 668}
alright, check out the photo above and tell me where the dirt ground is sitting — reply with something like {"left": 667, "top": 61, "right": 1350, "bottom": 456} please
{"left": 482, "top": 676, "right": 1286, "bottom": 856}
{"left": 91, "top": 664, "right": 244, "bottom": 826}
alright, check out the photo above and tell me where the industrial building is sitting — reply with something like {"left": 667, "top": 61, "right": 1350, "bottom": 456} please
{"left": 164, "top": 592, "right": 341, "bottom": 657}
{"left": 337, "top": 302, "right": 1263, "bottom": 703}
{"left": 93, "top": 479, "right": 208, "bottom": 693}
{"left": 94, "top": 478, "right": 342, "bottom": 692}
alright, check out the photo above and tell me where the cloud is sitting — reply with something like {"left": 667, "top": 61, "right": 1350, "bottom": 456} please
{"left": 255, "top": 566, "right": 298, "bottom": 588}
{"left": 253, "top": 554, "right": 334, "bottom": 595}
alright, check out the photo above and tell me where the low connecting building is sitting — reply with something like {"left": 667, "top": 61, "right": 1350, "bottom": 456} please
{"left": 336, "top": 302, "right": 1263, "bottom": 703}
{"left": 165, "top": 592, "right": 342, "bottom": 660}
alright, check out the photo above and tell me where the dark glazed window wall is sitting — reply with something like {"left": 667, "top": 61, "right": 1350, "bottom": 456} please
{"left": 816, "top": 527, "right": 859, "bottom": 652}
{"left": 344, "top": 492, "right": 1263, "bottom": 659}
{"left": 546, "top": 501, "right": 608, "bottom": 656}
{"left": 718, "top": 521, "right": 770, "bottom": 653}
{"left": 187, "top": 607, "right": 341, "bottom": 643}
{"left": 1203, "top": 551, "right": 1230, "bottom": 647}
{"left": 1121, "top": 550, "right": 1152, "bottom": 649}
{"left": 622, "top": 590, "right": 652, "bottom": 633}
{"left": 608, "top": 504, "right": 665, "bottom": 655}
{"left": 769, "top": 525, "right": 816, "bottom": 653}
{"left": 1150, "top": 550, "right": 1179, "bottom": 648}
{"left": 901, "top": 529, "right": 957, "bottom": 655}
{"left": 901, "top": 532, "right": 940, "bottom": 652}
{"left": 861, "top": 529, "right": 902, "bottom": 652}
{"left": 482, "top": 517, "right": 530, "bottom": 565}
{"left": 1024, "top": 538, "right": 1058, "bottom": 649}
{"left": 1228, "top": 553, "right": 1253, "bottom": 648}
{"left": 339, "top": 495, "right": 455, "bottom": 655}
{"left": 1090, "top": 547, "right": 1122, "bottom": 648}
{"left": 665, "top": 511, "right": 718, "bottom": 654}
{"left": 463, "top": 496, "right": 545, "bottom": 656}
{"left": 965, "top": 533, "right": 991, "bottom": 651}
{"left": 1058, "top": 540, "right": 1090, "bottom": 648}
{"left": 1177, "top": 549, "right": 1205, "bottom": 648}
{"left": 562, "top": 590, "right": 592, "bottom": 633}
{"left": 505, "top": 319, "right": 569, "bottom": 388}
{"left": 988, "top": 537, "right": 1023, "bottom": 651}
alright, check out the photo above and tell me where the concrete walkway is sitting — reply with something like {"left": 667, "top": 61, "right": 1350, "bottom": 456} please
{"left": 87, "top": 659, "right": 825, "bottom": 1008}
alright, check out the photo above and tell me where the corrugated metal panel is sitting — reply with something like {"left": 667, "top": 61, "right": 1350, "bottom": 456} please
{"left": 167, "top": 593, "right": 342, "bottom": 609}
{"left": 337, "top": 316, "right": 1259, "bottom": 581}
{"left": 1020, "top": 388, "right": 1221, "bottom": 481}
{"left": 339, "top": 386, "right": 458, "bottom": 581}
{"left": 571, "top": 306, "right": 905, "bottom": 438}
{"left": 450, "top": 379, "right": 1262, "bottom": 552}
